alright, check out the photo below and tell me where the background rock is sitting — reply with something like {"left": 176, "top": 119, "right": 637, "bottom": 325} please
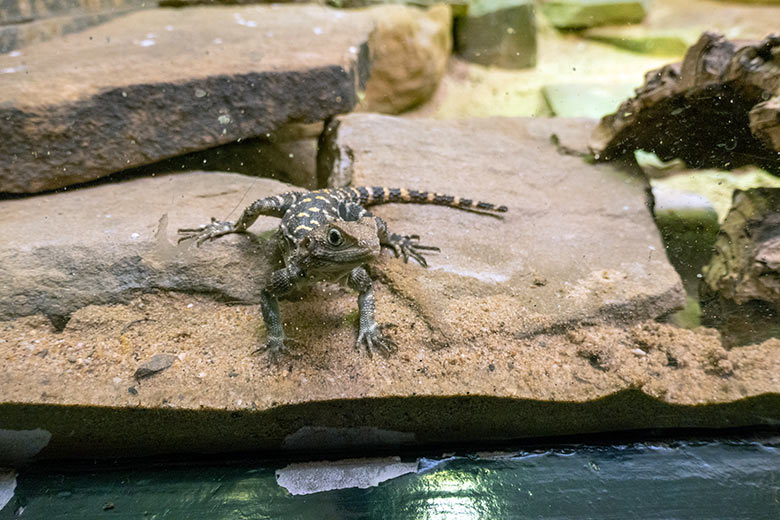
{"left": 542, "top": 82, "right": 636, "bottom": 117}
{"left": 0, "top": 6, "right": 372, "bottom": 194}
{"left": 454, "top": 0, "right": 536, "bottom": 69}
{"left": 126, "top": 123, "right": 322, "bottom": 190}
{"left": 540, "top": 0, "right": 647, "bottom": 29}
{"left": 320, "top": 114, "right": 685, "bottom": 339}
{"left": 358, "top": 4, "right": 452, "bottom": 114}
{"left": 0, "top": 0, "right": 149, "bottom": 53}
{"left": 0, "top": 172, "right": 289, "bottom": 324}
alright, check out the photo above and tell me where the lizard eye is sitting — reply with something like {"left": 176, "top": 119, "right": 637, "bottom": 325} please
{"left": 328, "top": 228, "right": 343, "bottom": 246}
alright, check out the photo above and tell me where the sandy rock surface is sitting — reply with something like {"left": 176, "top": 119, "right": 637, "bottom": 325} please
{"left": 2, "top": 116, "right": 778, "bottom": 461}
{"left": 0, "top": 5, "right": 372, "bottom": 193}
{"left": 321, "top": 114, "right": 685, "bottom": 338}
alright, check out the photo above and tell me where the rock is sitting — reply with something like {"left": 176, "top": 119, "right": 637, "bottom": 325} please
{"left": 358, "top": 4, "right": 452, "bottom": 114}
{"left": 0, "top": 172, "right": 289, "bottom": 324}
{"left": 326, "top": 0, "right": 468, "bottom": 16}
{"left": 702, "top": 188, "right": 780, "bottom": 309}
{"left": 540, "top": 0, "right": 647, "bottom": 29}
{"left": 1, "top": 10, "right": 144, "bottom": 54}
{"left": 320, "top": 114, "right": 685, "bottom": 338}
{"left": 591, "top": 33, "right": 780, "bottom": 170}
{"left": 542, "top": 82, "right": 637, "bottom": 118}
{"left": 454, "top": 0, "right": 536, "bottom": 69}
{"left": 0, "top": 6, "right": 372, "bottom": 194}
{"left": 1, "top": 292, "right": 779, "bottom": 460}
{"left": 649, "top": 167, "right": 780, "bottom": 223}
{"left": 135, "top": 354, "right": 177, "bottom": 380}
{"left": 130, "top": 123, "right": 322, "bottom": 190}
{"left": 582, "top": 26, "right": 696, "bottom": 57}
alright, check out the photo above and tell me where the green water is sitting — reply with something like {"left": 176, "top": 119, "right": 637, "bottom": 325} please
{"left": 3, "top": 438, "right": 779, "bottom": 519}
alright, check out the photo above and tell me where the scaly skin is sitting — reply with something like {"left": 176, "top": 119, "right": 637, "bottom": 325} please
{"left": 178, "top": 186, "right": 507, "bottom": 361}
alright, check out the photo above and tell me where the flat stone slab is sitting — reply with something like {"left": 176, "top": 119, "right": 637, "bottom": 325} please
{"left": 0, "top": 172, "right": 287, "bottom": 324}
{"left": 321, "top": 114, "right": 684, "bottom": 338}
{"left": 0, "top": 5, "right": 372, "bottom": 193}
{"left": 2, "top": 117, "right": 778, "bottom": 462}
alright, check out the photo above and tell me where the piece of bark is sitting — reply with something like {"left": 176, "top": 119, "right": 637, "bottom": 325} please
{"left": 590, "top": 32, "right": 780, "bottom": 171}
{"left": 700, "top": 188, "right": 780, "bottom": 345}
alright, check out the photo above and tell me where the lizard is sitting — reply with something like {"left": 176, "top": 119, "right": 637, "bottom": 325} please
{"left": 178, "top": 186, "right": 507, "bottom": 361}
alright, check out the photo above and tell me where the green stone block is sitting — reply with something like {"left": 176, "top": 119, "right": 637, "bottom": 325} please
{"left": 454, "top": 0, "right": 536, "bottom": 69}
{"left": 541, "top": 0, "right": 647, "bottom": 29}
{"left": 542, "top": 82, "right": 637, "bottom": 118}
{"left": 583, "top": 26, "right": 698, "bottom": 56}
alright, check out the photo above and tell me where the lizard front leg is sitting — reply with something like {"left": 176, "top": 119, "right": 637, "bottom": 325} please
{"left": 348, "top": 266, "right": 397, "bottom": 357}
{"left": 257, "top": 264, "right": 305, "bottom": 362}
{"left": 375, "top": 217, "right": 439, "bottom": 267}
{"left": 178, "top": 195, "right": 292, "bottom": 246}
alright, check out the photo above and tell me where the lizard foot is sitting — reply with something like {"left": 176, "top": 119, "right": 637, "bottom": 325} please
{"left": 384, "top": 234, "right": 440, "bottom": 267}
{"left": 178, "top": 218, "right": 238, "bottom": 247}
{"left": 253, "top": 335, "right": 302, "bottom": 364}
{"left": 356, "top": 322, "right": 397, "bottom": 358}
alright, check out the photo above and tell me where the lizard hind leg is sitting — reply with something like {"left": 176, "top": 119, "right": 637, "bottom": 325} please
{"left": 348, "top": 266, "right": 397, "bottom": 357}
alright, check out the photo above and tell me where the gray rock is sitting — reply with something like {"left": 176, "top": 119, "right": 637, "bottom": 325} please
{"left": 0, "top": 172, "right": 288, "bottom": 323}
{"left": 320, "top": 114, "right": 685, "bottom": 337}
{"left": 134, "top": 354, "right": 177, "bottom": 380}
{"left": 0, "top": 6, "right": 372, "bottom": 193}
{"left": 454, "top": 0, "right": 536, "bottom": 69}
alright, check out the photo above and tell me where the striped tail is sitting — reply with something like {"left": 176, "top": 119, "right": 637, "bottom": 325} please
{"left": 341, "top": 186, "right": 508, "bottom": 213}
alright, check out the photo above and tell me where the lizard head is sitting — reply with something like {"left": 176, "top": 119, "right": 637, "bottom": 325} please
{"left": 300, "top": 216, "right": 381, "bottom": 270}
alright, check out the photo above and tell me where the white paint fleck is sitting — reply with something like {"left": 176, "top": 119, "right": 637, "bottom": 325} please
{"left": 130, "top": 232, "right": 140, "bottom": 239}
{"left": 218, "top": 115, "right": 231, "bottom": 125}
{"left": 313, "top": 27, "right": 323, "bottom": 35}
{"left": 245, "top": 20, "right": 257, "bottom": 27}
{"left": 8, "top": 50, "right": 21, "bottom": 57}
{"left": 0, "top": 470, "right": 16, "bottom": 512}
{"left": 348, "top": 46, "right": 358, "bottom": 54}
{"left": 138, "top": 39, "right": 155, "bottom": 47}
{"left": 0, "top": 66, "right": 23, "bottom": 74}
{"left": 113, "top": 377, "right": 122, "bottom": 384}
{"left": 187, "top": 303, "right": 194, "bottom": 308}
{"left": 276, "top": 457, "right": 417, "bottom": 495}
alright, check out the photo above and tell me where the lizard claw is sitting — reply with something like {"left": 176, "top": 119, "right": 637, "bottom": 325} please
{"left": 178, "top": 218, "right": 237, "bottom": 246}
{"left": 356, "top": 323, "right": 397, "bottom": 358}
{"left": 384, "top": 234, "right": 440, "bottom": 267}
{"left": 253, "top": 335, "right": 302, "bottom": 364}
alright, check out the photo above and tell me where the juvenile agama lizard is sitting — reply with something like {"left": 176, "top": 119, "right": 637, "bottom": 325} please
{"left": 178, "top": 186, "right": 507, "bottom": 360}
